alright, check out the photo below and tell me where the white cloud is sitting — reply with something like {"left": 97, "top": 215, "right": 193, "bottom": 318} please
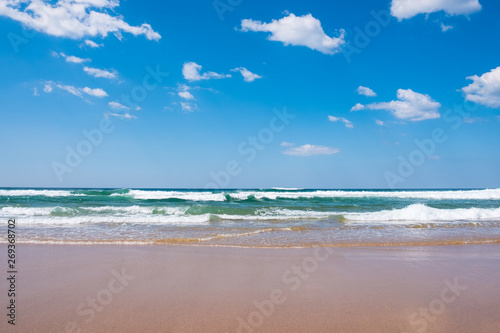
{"left": 65, "top": 55, "right": 90, "bottom": 63}
{"left": 84, "top": 39, "right": 103, "bottom": 48}
{"left": 375, "top": 119, "right": 385, "bottom": 126}
{"left": 55, "top": 52, "right": 91, "bottom": 63}
{"left": 43, "top": 82, "right": 53, "bottom": 93}
{"left": 108, "top": 101, "right": 129, "bottom": 110}
{"left": 428, "top": 155, "right": 441, "bottom": 160}
{"left": 56, "top": 83, "right": 83, "bottom": 97}
{"left": 178, "top": 91, "right": 194, "bottom": 100}
{"left": 83, "top": 66, "right": 117, "bottom": 79}
{"left": 176, "top": 84, "right": 195, "bottom": 100}
{"left": 463, "top": 117, "right": 486, "bottom": 123}
{"left": 441, "top": 23, "right": 453, "bottom": 32}
{"left": 350, "top": 103, "right": 365, "bottom": 111}
{"left": 106, "top": 112, "right": 136, "bottom": 119}
{"left": 240, "top": 13, "right": 345, "bottom": 55}
{"left": 355, "top": 89, "right": 441, "bottom": 121}
{"left": 180, "top": 102, "right": 197, "bottom": 112}
{"left": 328, "top": 115, "right": 353, "bottom": 128}
{"left": 0, "top": 0, "right": 161, "bottom": 40}
{"left": 283, "top": 144, "right": 340, "bottom": 156}
{"left": 182, "top": 62, "right": 231, "bottom": 82}
{"left": 280, "top": 142, "right": 295, "bottom": 147}
{"left": 391, "top": 0, "right": 482, "bottom": 20}
{"left": 81, "top": 87, "right": 107, "bottom": 98}
{"left": 33, "top": 87, "right": 39, "bottom": 96}
{"left": 462, "top": 66, "right": 500, "bottom": 108}
{"left": 357, "top": 86, "right": 376, "bottom": 97}
{"left": 231, "top": 67, "right": 262, "bottom": 82}
{"left": 48, "top": 82, "right": 106, "bottom": 98}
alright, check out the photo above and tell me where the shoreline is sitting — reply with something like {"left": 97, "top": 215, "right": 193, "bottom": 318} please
{"left": 4, "top": 237, "right": 500, "bottom": 248}
{"left": 1, "top": 243, "right": 499, "bottom": 332}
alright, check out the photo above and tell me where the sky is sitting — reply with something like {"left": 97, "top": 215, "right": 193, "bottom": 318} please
{"left": 0, "top": 0, "right": 499, "bottom": 189}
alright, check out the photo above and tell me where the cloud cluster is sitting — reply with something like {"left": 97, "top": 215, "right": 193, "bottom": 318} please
{"left": 462, "top": 66, "right": 500, "bottom": 108}
{"left": 240, "top": 13, "right": 345, "bottom": 55}
{"left": 352, "top": 89, "right": 441, "bottom": 121}
{"left": 391, "top": 0, "right": 482, "bottom": 20}
{"left": 0, "top": 0, "right": 161, "bottom": 40}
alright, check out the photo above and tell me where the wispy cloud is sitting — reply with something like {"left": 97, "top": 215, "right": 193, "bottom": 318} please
{"left": 43, "top": 82, "right": 107, "bottom": 98}
{"left": 53, "top": 52, "right": 91, "bottom": 64}
{"left": 84, "top": 40, "right": 103, "bottom": 48}
{"left": 83, "top": 66, "right": 118, "bottom": 80}
{"left": 463, "top": 117, "right": 487, "bottom": 124}
{"left": 231, "top": 67, "right": 262, "bottom": 82}
{"left": 43, "top": 82, "right": 53, "bottom": 93}
{"left": 182, "top": 62, "right": 231, "bottom": 82}
{"left": 328, "top": 115, "right": 353, "bottom": 128}
{"left": 375, "top": 119, "right": 384, "bottom": 126}
{"left": 181, "top": 102, "right": 197, "bottom": 112}
{"left": 280, "top": 142, "right": 295, "bottom": 147}
{"left": 55, "top": 84, "right": 84, "bottom": 97}
{"left": 109, "top": 101, "right": 129, "bottom": 110}
{"left": 106, "top": 112, "right": 137, "bottom": 120}
{"left": 441, "top": 23, "right": 453, "bottom": 32}
{"left": 283, "top": 144, "right": 340, "bottom": 156}
{"left": 0, "top": 0, "right": 161, "bottom": 40}
{"left": 240, "top": 13, "right": 345, "bottom": 55}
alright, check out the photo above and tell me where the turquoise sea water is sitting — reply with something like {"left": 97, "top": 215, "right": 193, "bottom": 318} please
{"left": 1, "top": 188, "right": 500, "bottom": 247}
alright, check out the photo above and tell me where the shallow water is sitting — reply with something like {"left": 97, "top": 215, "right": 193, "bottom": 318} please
{"left": 2, "top": 188, "right": 500, "bottom": 247}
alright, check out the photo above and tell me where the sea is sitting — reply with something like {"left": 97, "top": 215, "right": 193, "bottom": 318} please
{"left": 1, "top": 188, "right": 500, "bottom": 247}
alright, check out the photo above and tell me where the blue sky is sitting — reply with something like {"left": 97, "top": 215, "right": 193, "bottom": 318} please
{"left": 0, "top": 0, "right": 499, "bottom": 189}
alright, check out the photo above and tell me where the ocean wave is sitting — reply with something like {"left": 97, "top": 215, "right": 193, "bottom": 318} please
{"left": 0, "top": 189, "right": 74, "bottom": 197}
{"left": 344, "top": 204, "right": 500, "bottom": 223}
{"left": 2, "top": 188, "right": 500, "bottom": 201}
{"left": 8, "top": 214, "right": 212, "bottom": 225}
{"left": 228, "top": 189, "right": 500, "bottom": 201}
{"left": 0, "top": 206, "right": 187, "bottom": 217}
{"left": 116, "top": 190, "right": 227, "bottom": 201}
{"left": 123, "top": 188, "right": 500, "bottom": 201}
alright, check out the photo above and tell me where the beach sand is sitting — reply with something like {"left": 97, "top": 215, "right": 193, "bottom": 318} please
{"left": 1, "top": 244, "right": 500, "bottom": 332}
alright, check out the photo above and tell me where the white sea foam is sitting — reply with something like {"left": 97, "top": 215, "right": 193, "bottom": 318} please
{"left": 118, "top": 188, "right": 500, "bottom": 201}
{"left": 119, "top": 190, "right": 227, "bottom": 201}
{"left": 231, "top": 189, "right": 500, "bottom": 200}
{"left": 9, "top": 214, "right": 211, "bottom": 225}
{"left": 0, "top": 189, "right": 73, "bottom": 197}
{"left": 344, "top": 204, "right": 500, "bottom": 223}
{"left": 2, "top": 188, "right": 500, "bottom": 200}
{"left": 0, "top": 206, "right": 187, "bottom": 217}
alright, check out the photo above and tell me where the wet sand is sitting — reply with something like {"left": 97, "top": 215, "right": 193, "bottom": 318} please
{"left": 1, "top": 244, "right": 499, "bottom": 332}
